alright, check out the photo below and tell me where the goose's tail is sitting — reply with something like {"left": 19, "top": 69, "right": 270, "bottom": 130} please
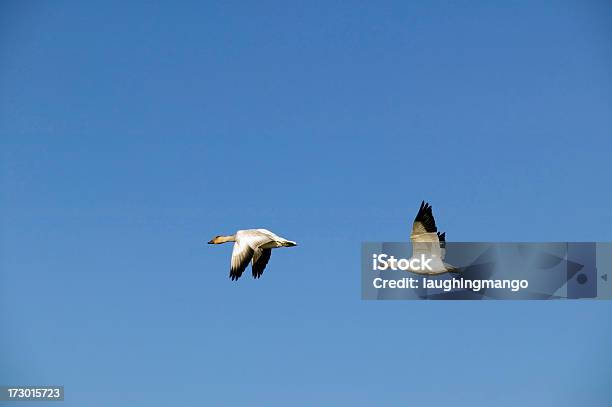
{"left": 445, "top": 263, "right": 460, "bottom": 274}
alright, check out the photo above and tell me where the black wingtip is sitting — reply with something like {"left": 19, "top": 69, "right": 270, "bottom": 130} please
{"left": 437, "top": 231, "right": 446, "bottom": 248}
{"left": 414, "top": 200, "right": 437, "bottom": 233}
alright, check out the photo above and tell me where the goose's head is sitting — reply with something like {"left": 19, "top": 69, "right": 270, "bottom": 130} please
{"left": 208, "top": 235, "right": 235, "bottom": 244}
{"left": 208, "top": 235, "right": 222, "bottom": 244}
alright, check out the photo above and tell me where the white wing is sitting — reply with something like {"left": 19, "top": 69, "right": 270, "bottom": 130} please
{"left": 230, "top": 238, "right": 254, "bottom": 281}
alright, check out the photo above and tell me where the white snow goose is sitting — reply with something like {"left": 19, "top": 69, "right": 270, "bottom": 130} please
{"left": 208, "top": 229, "right": 297, "bottom": 280}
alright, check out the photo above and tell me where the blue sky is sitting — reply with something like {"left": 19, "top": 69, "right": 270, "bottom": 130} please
{"left": 1, "top": 1, "right": 611, "bottom": 405}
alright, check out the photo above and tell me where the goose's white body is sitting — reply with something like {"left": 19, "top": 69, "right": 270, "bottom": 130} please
{"left": 209, "top": 229, "right": 296, "bottom": 280}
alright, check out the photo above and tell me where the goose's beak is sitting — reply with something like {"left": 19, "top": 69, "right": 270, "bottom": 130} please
{"left": 207, "top": 239, "right": 214, "bottom": 244}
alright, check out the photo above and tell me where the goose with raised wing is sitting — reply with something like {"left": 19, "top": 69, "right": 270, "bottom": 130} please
{"left": 208, "top": 229, "right": 297, "bottom": 280}
{"left": 409, "top": 201, "right": 458, "bottom": 275}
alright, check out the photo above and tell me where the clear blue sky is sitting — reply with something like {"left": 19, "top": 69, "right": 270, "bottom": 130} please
{"left": 1, "top": 1, "right": 611, "bottom": 406}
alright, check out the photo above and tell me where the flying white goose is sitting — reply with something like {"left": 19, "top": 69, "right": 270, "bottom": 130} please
{"left": 208, "top": 229, "right": 297, "bottom": 280}
{"left": 409, "top": 201, "right": 458, "bottom": 275}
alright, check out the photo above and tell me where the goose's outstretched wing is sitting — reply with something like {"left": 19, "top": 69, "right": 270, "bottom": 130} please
{"left": 437, "top": 231, "right": 446, "bottom": 260}
{"left": 230, "top": 239, "right": 254, "bottom": 281}
{"left": 411, "top": 201, "right": 443, "bottom": 260}
{"left": 252, "top": 248, "right": 272, "bottom": 279}
{"left": 412, "top": 201, "right": 438, "bottom": 235}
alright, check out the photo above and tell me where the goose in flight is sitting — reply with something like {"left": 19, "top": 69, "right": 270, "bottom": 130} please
{"left": 208, "top": 229, "right": 297, "bottom": 280}
{"left": 409, "top": 201, "right": 458, "bottom": 275}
